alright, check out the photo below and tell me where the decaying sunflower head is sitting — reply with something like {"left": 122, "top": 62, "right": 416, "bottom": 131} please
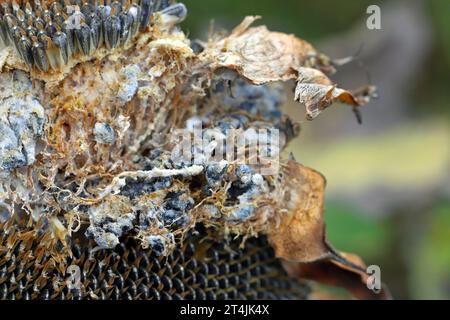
{"left": 0, "top": 1, "right": 387, "bottom": 300}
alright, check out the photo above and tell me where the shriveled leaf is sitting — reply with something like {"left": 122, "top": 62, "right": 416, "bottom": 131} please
{"left": 210, "top": 16, "right": 317, "bottom": 84}
{"left": 268, "top": 160, "right": 329, "bottom": 262}
{"left": 268, "top": 160, "right": 390, "bottom": 299}
{"left": 296, "top": 67, "right": 361, "bottom": 120}
{"left": 206, "top": 17, "right": 376, "bottom": 120}
{"left": 282, "top": 254, "right": 391, "bottom": 300}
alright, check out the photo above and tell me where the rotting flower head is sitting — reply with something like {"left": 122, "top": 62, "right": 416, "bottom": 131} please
{"left": 0, "top": 1, "right": 387, "bottom": 299}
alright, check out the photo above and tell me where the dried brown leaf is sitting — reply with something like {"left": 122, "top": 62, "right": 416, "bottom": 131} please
{"left": 295, "top": 67, "right": 363, "bottom": 120}
{"left": 268, "top": 160, "right": 390, "bottom": 299}
{"left": 268, "top": 161, "right": 329, "bottom": 262}
{"left": 282, "top": 255, "right": 391, "bottom": 300}
{"left": 207, "top": 17, "right": 376, "bottom": 120}
{"left": 211, "top": 17, "right": 316, "bottom": 84}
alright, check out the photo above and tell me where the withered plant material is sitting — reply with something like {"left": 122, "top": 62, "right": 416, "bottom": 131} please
{"left": 0, "top": 218, "right": 310, "bottom": 300}
{"left": 268, "top": 160, "right": 390, "bottom": 299}
{"left": 282, "top": 253, "right": 391, "bottom": 300}
{"left": 0, "top": 1, "right": 383, "bottom": 299}
{"left": 205, "top": 16, "right": 376, "bottom": 120}
{"left": 267, "top": 160, "right": 329, "bottom": 262}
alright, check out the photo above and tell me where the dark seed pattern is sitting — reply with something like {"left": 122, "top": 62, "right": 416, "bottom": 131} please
{"left": 0, "top": 0, "right": 179, "bottom": 72}
{"left": 0, "top": 223, "right": 310, "bottom": 300}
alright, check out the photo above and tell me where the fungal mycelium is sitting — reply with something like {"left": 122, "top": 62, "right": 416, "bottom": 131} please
{"left": 0, "top": 1, "right": 388, "bottom": 300}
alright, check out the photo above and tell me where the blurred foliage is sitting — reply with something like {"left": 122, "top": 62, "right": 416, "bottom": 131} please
{"left": 287, "top": 120, "right": 450, "bottom": 191}
{"left": 182, "top": 0, "right": 376, "bottom": 40}
{"left": 324, "top": 202, "right": 391, "bottom": 261}
{"left": 429, "top": 0, "right": 450, "bottom": 65}
{"left": 416, "top": 0, "right": 450, "bottom": 116}
{"left": 412, "top": 202, "right": 450, "bottom": 299}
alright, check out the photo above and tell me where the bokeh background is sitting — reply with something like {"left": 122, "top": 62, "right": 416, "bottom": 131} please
{"left": 182, "top": 0, "right": 450, "bottom": 299}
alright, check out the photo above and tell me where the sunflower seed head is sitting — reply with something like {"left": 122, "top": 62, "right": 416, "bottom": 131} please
{"left": 0, "top": 0, "right": 183, "bottom": 72}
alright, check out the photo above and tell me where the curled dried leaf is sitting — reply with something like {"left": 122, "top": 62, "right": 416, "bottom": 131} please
{"left": 282, "top": 254, "right": 391, "bottom": 300}
{"left": 206, "top": 17, "right": 376, "bottom": 120}
{"left": 210, "top": 16, "right": 317, "bottom": 84}
{"left": 268, "top": 160, "right": 390, "bottom": 299}
{"left": 268, "top": 161, "right": 329, "bottom": 262}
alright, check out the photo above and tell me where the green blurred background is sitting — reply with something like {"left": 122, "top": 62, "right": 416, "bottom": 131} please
{"left": 182, "top": 0, "right": 450, "bottom": 299}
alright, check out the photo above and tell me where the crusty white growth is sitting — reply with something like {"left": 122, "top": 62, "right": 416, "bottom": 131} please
{"left": 93, "top": 122, "right": 116, "bottom": 144}
{"left": 117, "top": 64, "right": 141, "bottom": 104}
{"left": 142, "top": 233, "right": 175, "bottom": 256}
{"left": 86, "top": 196, "right": 136, "bottom": 249}
{"left": 0, "top": 71, "right": 45, "bottom": 172}
{"left": 97, "top": 165, "right": 204, "bottom": 200}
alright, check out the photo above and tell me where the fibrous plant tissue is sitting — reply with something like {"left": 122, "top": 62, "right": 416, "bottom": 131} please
{"left": 0, "top": 0, "right": 388, "bottom": 299}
